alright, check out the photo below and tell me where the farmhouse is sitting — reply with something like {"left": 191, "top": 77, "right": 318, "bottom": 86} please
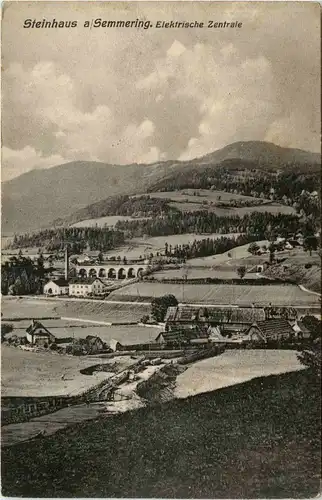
{"left": 44, "top": 278, "right": 69, "bottom": 296}
{"left": 85, "top": 335, "right": 106, "bottom": 354}
{"left": 155, "top": 325, "right": 209, "bottom": 346}
{"left": 69, "top": 277, "right": 106, "bottom": 297}
{"left": 244, "top": 319, "right": 295, "bottom": 344}
{"left": 26, "top": 320, "right": 56, "bottom": 346}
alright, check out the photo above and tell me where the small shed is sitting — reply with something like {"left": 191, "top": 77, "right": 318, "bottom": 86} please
{"left": 26, "top": 320, "right": 56, "bottom": 346}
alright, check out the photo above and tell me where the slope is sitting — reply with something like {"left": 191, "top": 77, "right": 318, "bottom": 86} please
{"left": 2, "top": 141, "right": 320, "bottom": 233}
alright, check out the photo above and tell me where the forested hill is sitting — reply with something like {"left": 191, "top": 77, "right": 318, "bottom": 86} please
{"left": 2, "top": 141, "right": 320, "bottom": 233}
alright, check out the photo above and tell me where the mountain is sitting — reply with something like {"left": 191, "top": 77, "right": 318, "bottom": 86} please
{"left": 2, "top": 141, "right": 320, "bottom": 233}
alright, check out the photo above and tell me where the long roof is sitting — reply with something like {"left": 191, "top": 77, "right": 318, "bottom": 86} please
{"left": 252, "top": 319, "right": 294, "bottom": 340}
{"left": 165, "top": 306, "right": 265, "bottom": 324}
{"left": 69, "top": 277, "right": 105, "bottom": 285}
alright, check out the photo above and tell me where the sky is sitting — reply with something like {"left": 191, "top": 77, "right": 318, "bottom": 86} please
{"left": 1, "top": 1, "right": 321, "bottom": 181}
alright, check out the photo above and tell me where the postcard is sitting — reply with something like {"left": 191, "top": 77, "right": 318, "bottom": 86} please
{"left": 1, "top": 1, "right": 321, "bottom": 498}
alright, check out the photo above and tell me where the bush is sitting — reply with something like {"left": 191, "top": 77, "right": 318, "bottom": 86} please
{"left": 1, "top": 323, "right": 13, "bottom": 341}
{"left": 304, "top": 263, "right": 312, "bottom": 269}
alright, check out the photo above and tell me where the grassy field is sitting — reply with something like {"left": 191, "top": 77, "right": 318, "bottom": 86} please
{"left": 1, "top": 345, "right": 134, "bottom": 397}
{"left": 1, "top": 297, "right": 151, "bottom": 322}
{"left": 151, "top": 268, "right": 260, "bottom": 280}
{"left": 133, "top": 189, "right": 296, "bottom": 216}
{"left": 110, "top": 282, "right": 320, "bottom": 306}
{"left": 174, "top": 350, "right": 304, "bottom": 398}
{"left": 139, "top": 189, "right": 265, "bottom": 203}
{"left": 2, "top": 368, "right": 320, "bottom": 498}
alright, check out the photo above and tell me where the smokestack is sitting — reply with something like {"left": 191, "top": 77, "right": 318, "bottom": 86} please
{"left": 65, "top": 246, "right": 69, "bottom": 280}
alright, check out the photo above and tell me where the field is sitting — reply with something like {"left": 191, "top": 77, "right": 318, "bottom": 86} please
{"left": 137, "top": 189, "right": 265, "bottom": 203}
{"left": 110, "top": 281, "right": 320, "bottom": 306}
{"left": 151, "top": 268, "right": 260, "bottom": 280}
{"left": 133, "top": 190, "right": 296, "bottom": 216}
{"left": 174, "top": 349, "right": 304, "bottom": 398}
{"left": 1, "top": 297, "right": 151, "bottom": 322}
{"left": 1, "top": 345, "right": 133, "bottom": 397}
{"left": 2, "top": 368, "right": 320, "bottom": 498}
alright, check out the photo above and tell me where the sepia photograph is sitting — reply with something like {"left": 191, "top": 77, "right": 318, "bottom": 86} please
{"left": 1, "top": 1, "right": 321, "bottom": 498}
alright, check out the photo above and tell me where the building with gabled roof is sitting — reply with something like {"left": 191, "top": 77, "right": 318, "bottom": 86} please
{"left": 26, "top": 320, "right": 56, "bottom": 346}
{"left": 44, "top": 278, "right": 69, "bottom": 296}
{"left": 244, "top": 319, "right": 295, "bottom": 344}
{"left": 69, "top": 277, "right": 106, "bottom": 297}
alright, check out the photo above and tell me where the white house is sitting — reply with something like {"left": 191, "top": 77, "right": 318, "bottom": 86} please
{"left": 69, "top": 277, "right": 106, "bottom": 297}
{"left": 44, "top": 279, "right": 69, "bottom": 296}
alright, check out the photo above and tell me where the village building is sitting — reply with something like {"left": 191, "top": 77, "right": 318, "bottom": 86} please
{"left": 69, "top": 277, "right": 107, "bottom": 297}
{"left": 26, "top": 320, "right": 56, "bottom": 346}
{"left": 164, "top": 306, "right": 266, "bottom": 330}
{"left": 44, "top": 278, "right": 69, "bottom": 296}
{"left": 85, "top": 335, "right": 106, "bottom": 354}
{"left": 244, "top": 319, "right": 295, "bottom": 344}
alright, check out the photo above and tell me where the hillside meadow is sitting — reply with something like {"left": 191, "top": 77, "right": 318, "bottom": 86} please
{"left": 110, "top": 282, "right": 320, "bottom": 306}
{"left": 1, "top": 368, "right": 320, "bottom": 498}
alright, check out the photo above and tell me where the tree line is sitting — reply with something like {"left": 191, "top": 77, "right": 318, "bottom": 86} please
{"left": 116, "top": 211, "right": 300, "bottom": 238}
{"left": 1, "top": 255, "right": 47, "bottom": 296}
{"left": 164, "top": 234, "right": 259, "bottom": 260}
{"left": 7, "top": 227, "right": 125, "bottom": 252}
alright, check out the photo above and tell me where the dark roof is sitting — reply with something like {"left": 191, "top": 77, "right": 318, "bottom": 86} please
{"left": 69, "top": 277, "right": 105, "bottom": 285}
{"left": 26, "top": 321, "right": 54, "bottom": 338}
{"left": 52, "top": 278, "right": 69, "bottom": 287}
{"left": 165, "top": 306, "right": 265, "bottom": 324}
{"left": 161, "top": 326, "right": 208, "bottom": 343}
{"left": 85, "top": 335, "right": 104, "bottom": 345}
{"left": 252, "top": 319, "right": 294, "bottom": 340}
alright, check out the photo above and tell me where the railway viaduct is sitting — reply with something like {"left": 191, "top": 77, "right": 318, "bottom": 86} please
{"left": 75, "top": 263, "right": 149, "bottom": 280}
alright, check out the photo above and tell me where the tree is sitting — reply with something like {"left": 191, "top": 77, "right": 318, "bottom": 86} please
{"left": 248, "top": 242, "right": 260, "bottom": 255}
{"left": 301, "top": 315, "right": 322, "bottom": 341}
{"left": 297, "top": 342, "right": 321, "bottom": 378}
{"left": 303, "top": 235, "right": 318, "bottom": 256}
{"left": 268, "top": 243, "right": 276, "bottom": 263}
{"left": 236, "top": 266, "right": 246, "bottom": 279}
{"left": 151, "top": 294, "right": 178, "bottom": 322}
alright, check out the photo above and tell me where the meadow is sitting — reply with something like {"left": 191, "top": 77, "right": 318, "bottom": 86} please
{"left": 1, "top": 297, "right": 151, "bottom": 322}
{"left": 174, "top": 349, "right": 304, "bottom": 398}
{"left": 110, "top": 282, "right": 320, "bottom": 306}
{"left": 2, "top": 368, "right": 320, "bottom": 498}
{"left": 1, "top": 345, "right": 133, "bottom": 397}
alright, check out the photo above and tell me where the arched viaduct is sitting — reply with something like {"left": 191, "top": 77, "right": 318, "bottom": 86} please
{"left": 75, "top": 263, "right": 148, "bottom": 280}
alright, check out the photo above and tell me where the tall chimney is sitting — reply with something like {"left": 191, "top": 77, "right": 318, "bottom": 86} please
{"left": 65, "top": 246, "right": 69, "bottom": 280}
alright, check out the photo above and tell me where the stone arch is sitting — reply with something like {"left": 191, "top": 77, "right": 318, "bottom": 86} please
{"left": 108, "top": 268, "right": 116, "bottom": 279}
{"left": 98, "top": 268, "right": 106, "bottom": 278}
{"left": 127, "top": 267, "right": 136, "bottom": 278}
{"left": 137, "top": 268, "right": 144, "bottom": 278}
{"left": 78, "top": 268, "right": 87, "bottom": 278}
{"left": 118, "top": 268, "right": 126, "bottom": 280}
{"left": 89, "top": 268, "right": 97, "bottom": 278}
